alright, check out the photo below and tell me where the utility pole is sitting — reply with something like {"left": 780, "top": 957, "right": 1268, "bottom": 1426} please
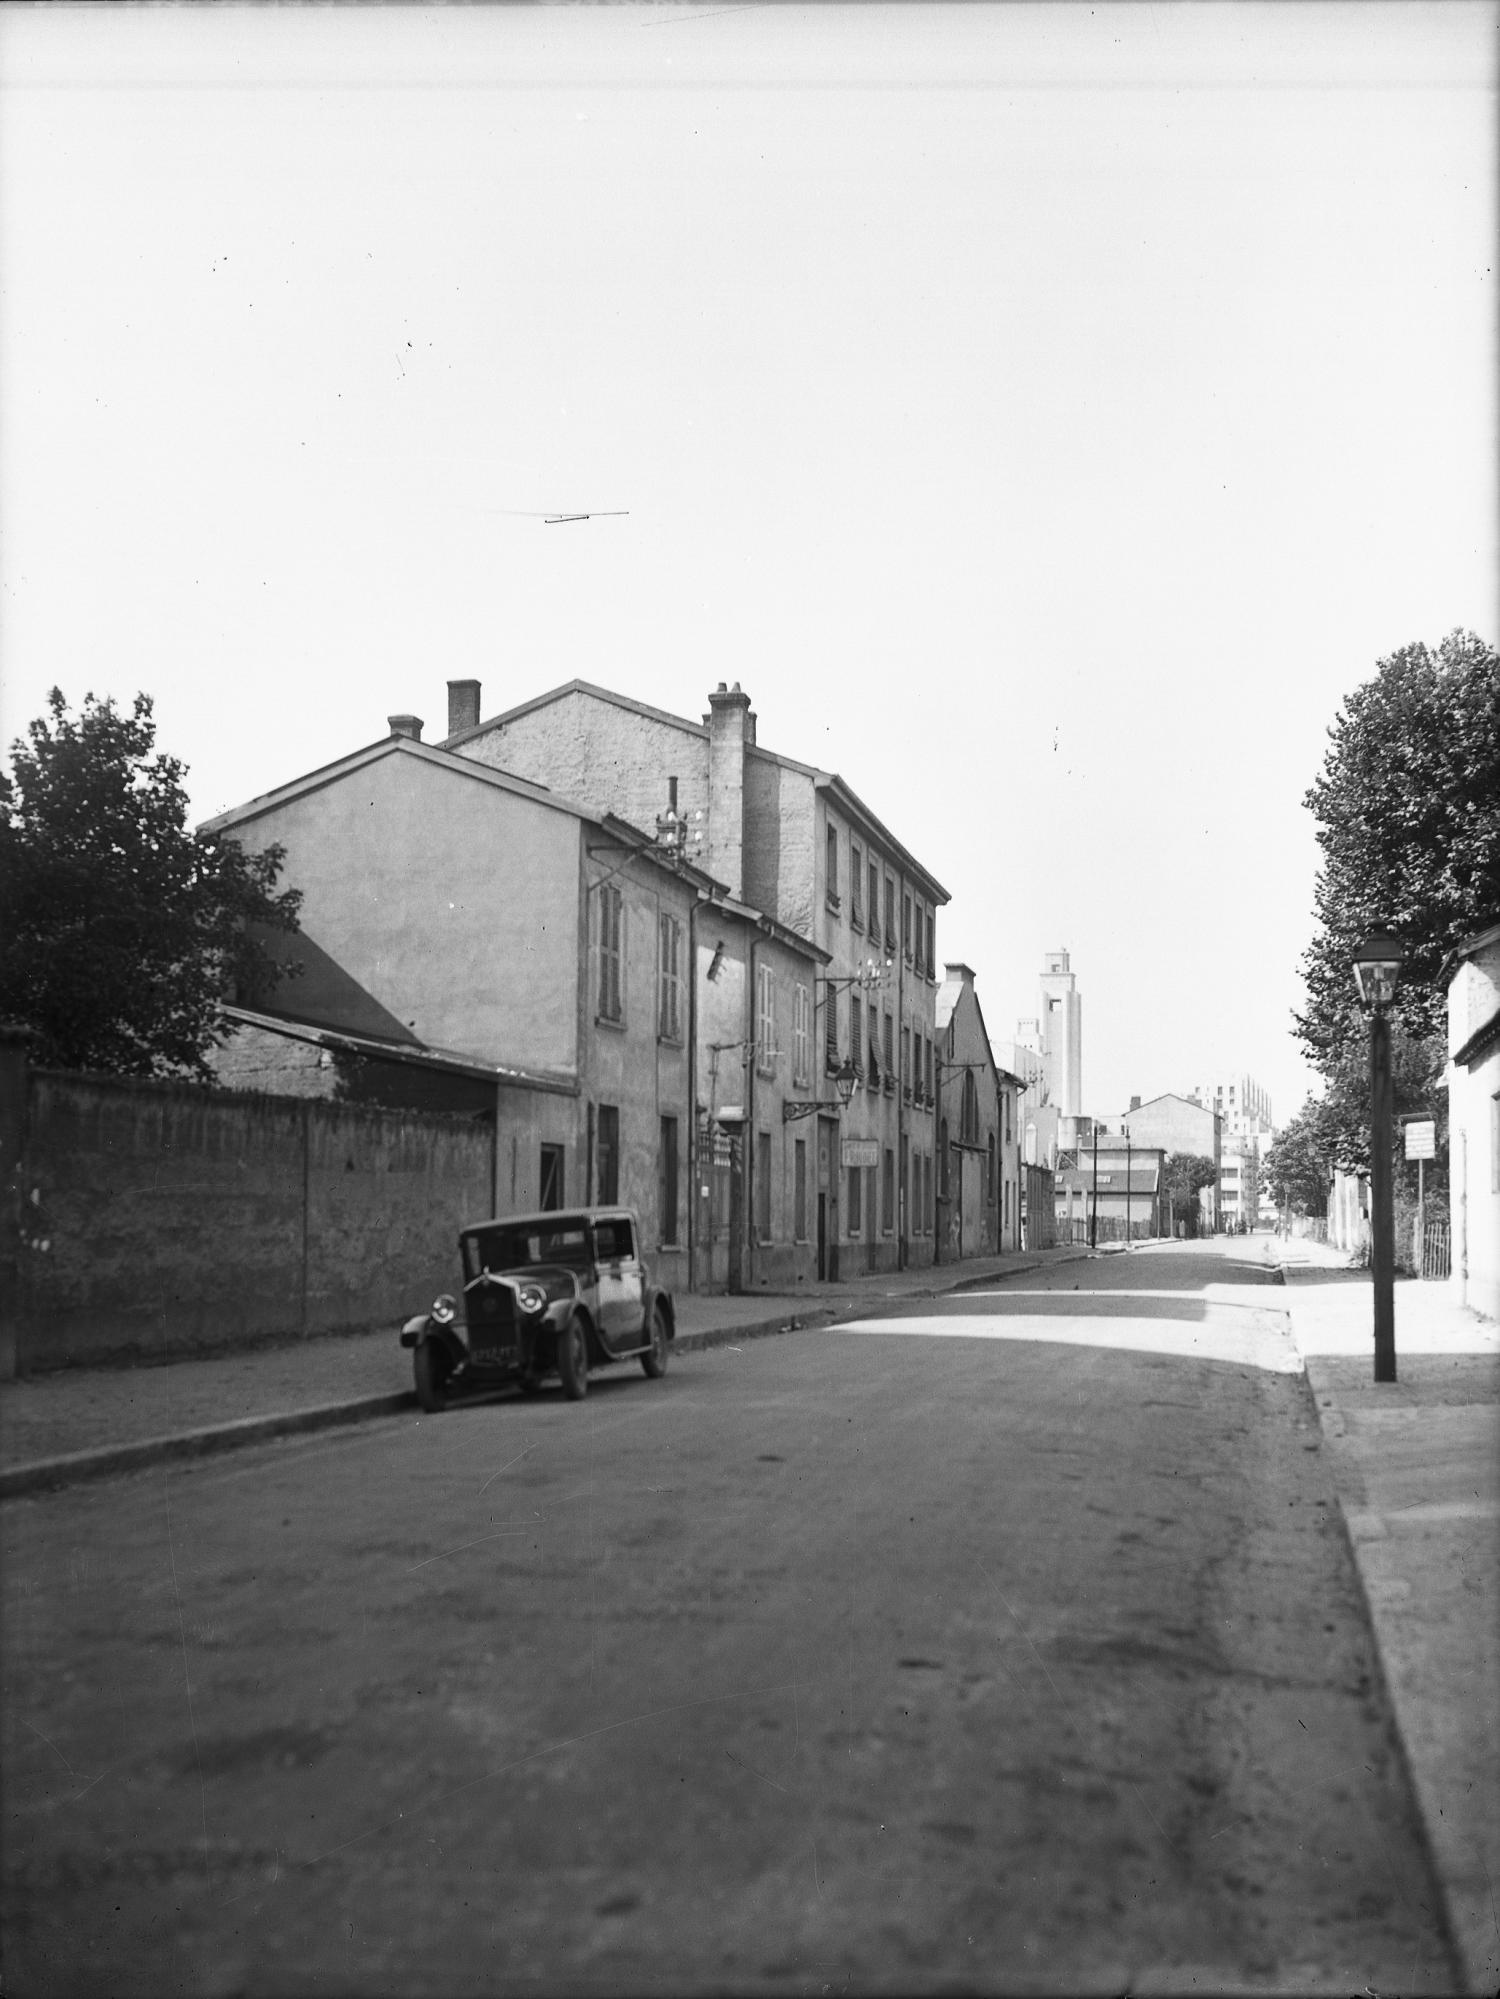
{"left": 1090, "top": 1119, "right": 1099, "bottom": 1251}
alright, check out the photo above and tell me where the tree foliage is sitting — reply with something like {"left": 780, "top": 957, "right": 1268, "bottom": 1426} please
{"left": 1262, "top": 1099, "right": 1338, "bottom": 1215}
{"left": 1296, "top": 628, "right": 1500, "bottom": 1069}
{"left": 1162, "top": 1152, "right": 1217, "bottom": 1226}
{"left": 0, "top": 689, "right": 301, "bottom": 1078}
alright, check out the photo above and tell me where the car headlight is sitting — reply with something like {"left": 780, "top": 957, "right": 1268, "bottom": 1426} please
{"left": 430, "top": 1294, "right": 457, "bottom": 1325}
{"left": 515, "top": 1284, "right": 548, "bottom": 1317}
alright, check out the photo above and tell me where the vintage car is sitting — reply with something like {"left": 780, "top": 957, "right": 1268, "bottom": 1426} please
{"left": 400, "top": 1206, "right": 674, "bottom": 1411}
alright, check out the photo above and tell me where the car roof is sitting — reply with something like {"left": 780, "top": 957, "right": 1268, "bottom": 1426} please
{"left": 460, "top": 1207, "right": 637, "bottom": 1236}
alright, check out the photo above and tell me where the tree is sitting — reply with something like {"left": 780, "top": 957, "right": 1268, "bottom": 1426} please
{"left": 0, "top": 688, "right": 301, "bottom": 1078}
{"left": 1162, "top": 1152, "right": 1217, "bottom": 1232}
{"left": 1262, "top": 1098, "right": 1338, "bottom": 1216}
{"left": 1296, "top": 628, "right": 1500, "bottom": 1070}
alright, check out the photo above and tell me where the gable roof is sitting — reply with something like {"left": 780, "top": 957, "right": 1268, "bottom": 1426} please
{"left": 199, "top": 731, "right": 571, "bottom": 836}
{"left": 221, "top": 1005, "right": 578, "bottom": 1095}
{"left": 444, "top": 677, "right": 711, "bottom": 751}
{"left": 444, "top": 675, "right": 949, "bottom": 904}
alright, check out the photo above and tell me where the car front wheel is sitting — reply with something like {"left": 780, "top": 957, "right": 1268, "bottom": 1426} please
{"left": 414, "top": 1340, "right": 452, "bottom": 1414}
{"left": 641, "top": 1302, "right": 669, "bottom": 1379}
{"left": 557, "top": 1314, "right": 589, "bottom": 1401}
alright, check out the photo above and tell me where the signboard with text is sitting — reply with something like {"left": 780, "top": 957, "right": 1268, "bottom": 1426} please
{"left": 842, "top": 1139, "right": 881, "bottom": 1170}
{"left": 1404, "top": 1120, "right": 1436, "bottom": 1160}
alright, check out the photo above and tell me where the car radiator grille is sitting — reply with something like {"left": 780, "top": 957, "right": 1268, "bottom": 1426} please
{"left": 466, "top": 1285, "right": 519, "bottom": 1358}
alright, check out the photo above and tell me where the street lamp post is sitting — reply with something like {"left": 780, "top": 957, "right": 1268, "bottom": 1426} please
{"left": 1353, "top": 929, "right": 1405, "bottom": 1384}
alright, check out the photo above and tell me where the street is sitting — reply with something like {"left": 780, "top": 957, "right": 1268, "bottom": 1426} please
{"left": 2, "top": 1243, "right": 1458, "bottom": 1996}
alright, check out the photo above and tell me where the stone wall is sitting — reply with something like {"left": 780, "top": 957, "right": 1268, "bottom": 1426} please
{"left": 7, "top": 1064, "right": 493, "bottom": 1375}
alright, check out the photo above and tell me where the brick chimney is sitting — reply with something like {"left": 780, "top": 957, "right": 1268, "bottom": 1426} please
{"left": 447, "top": 679, "right": 481, "bottom": 737}
{"left": 388, "top": 714, "right": 424, "bottom": 741}
{"left": 706, "top": 681, "right": 752, "bottom": 899}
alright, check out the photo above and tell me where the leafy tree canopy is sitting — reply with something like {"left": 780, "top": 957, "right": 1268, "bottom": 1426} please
{"left": 0, "top": 688, "right": 301, "bottom": 1078}
{"left": 1162, "top": 1152, "right": 1217, "bottom": 1218}
{"left": 1296, "top": 628, "right": 1500, "bottom": 1068}
{"left": 1262, "top": 1099, "right": 1337, "bottom": 1215}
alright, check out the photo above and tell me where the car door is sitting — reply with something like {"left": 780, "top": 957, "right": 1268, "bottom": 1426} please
{"left": 592, "top": 1214, "right": 646, "bottom": 1350}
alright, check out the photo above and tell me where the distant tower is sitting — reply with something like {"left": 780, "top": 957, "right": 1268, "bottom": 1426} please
{"left": 1039, "top": 948, "right": 1082, "bottom": 1119}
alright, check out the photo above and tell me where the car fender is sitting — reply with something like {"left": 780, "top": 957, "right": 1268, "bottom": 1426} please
{"left": 644, "top": 1286, "right": 675, "bottom": 1341}
{"left": 401, "top": 1317, "right": 467, "bottom": 1370}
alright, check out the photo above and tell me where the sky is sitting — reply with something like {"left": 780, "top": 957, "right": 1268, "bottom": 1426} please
{"left": 1, "top": 2, "right": 1495, "bottom": 1129}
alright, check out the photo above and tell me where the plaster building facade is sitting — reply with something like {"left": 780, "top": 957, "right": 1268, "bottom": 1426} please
{"left": 442, "top": 677, "right": 949, "bottom": 1274}
{"left": 1447, "top": 918, "right": 1500, "bottom": 1323}
{"left": 1120, "top": 1092, "right": 1223, "bottom": 1230}
{"left": 934, "top": 964, "right": 1023, "bottom": 1262}
{"left": 203, "top": 719, "right": 825, "bottom": 1296}
{"left": 1054, "top": 1140, "right": 1169, "bottom": 1244}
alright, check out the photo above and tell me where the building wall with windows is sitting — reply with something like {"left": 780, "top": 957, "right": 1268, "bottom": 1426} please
{"left": 692, "top": 904, "right": 830, "bottom": 1293}
{"left": 1120, "top": 1092, "right": 1222, "bottom": 1223}
{"left": 203, "top": 726, "right": 704, "bottom": 1290}
{"left": 1190, "top": 1073, "right": 1274, "bottom": 1139}
{"left": 448, "top": 675, "right": 949, "bottom": 1277}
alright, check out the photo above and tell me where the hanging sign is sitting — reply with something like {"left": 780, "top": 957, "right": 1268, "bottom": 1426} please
{"left": 842, "top": 1139, "right": 880, "bottom": 1170}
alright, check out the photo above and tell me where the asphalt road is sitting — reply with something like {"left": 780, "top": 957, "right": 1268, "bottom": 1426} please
{"left": 2, "top": 1244, "right": 1458, "bottom": 1996}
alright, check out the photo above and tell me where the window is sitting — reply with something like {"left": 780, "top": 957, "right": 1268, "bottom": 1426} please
{"left": 825, "top": 822, "right": 840, "bottom": 910}
{"left": 884, "top": 877, "right": 896, "bottom": 950}
{"left": 847, "top": 1161, "right": 863, "bottom": 1235}
{"left": 883, "top": 1012, "right": 894, "bottom": 1087}
{"left": 756, "top": 963, "right": 778, "bottom": 1073}
{"left": 987, "top": 1133, "right": 995, "bottom": 1203}
{"left": 825, "top": 988, "right": 840, "bottom": 1070}
{"left": 596, "top": 1104, "right": 620, "bottom": 1204}
{"left": 850, "top": 844, "right": 863, "bottom": 927}
{"left": 869, "top": 861, "right": 881, "bottom": 945}
{"left": 926, "top": 910, "right": 935, "bottom": 976}
{"left": 793, "top": 983, "right": 811, "bottom": 1087}
{"left": 598, "top": 886, "right": 624, "bottom": 1022}
{"left": 961, "top": 1071, "right": 980, "bottom": 1144}
{"left": 882, "top": 1148, "right": 895, "bottom": 1233}
{"left": 540, "top": 1144, "right": 565, "bottom": 1211}
{"left": 913, "top": 901, "right": 924, "bottom": 976}
{"left": 926, "top": 1035, "right": 935, "bottom": 1100}
{"left": 594, "top": 1213, "right": 635, "bottom": 1261}
{"left": 867, "top": 1001, "right": 880, "bottom": 1085}
{"left": 850, "top": 996, "right": 862, "bottom": 1071}
{"left": 939, "top": 1119, "right": 949, "bottom": 1196}
{"left": 903, "top": 892, "right": 913, "bottom": 963}
{"left": 794, "top": 1138, "right": 808, "bottom": 1241}
{"left": 902, "top": 1025, "right": 912, "bottom": 1099}
{"left": 755, "top": 1129, "right": 772, "bottom": 1241}
{"left": 658, "top": 912, "right": 682, "bottom": 1040}
{"left": 659, "top": 1116, "right": 680, "bottom": 1245}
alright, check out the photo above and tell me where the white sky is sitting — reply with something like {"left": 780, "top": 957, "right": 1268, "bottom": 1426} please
{"left": 2, "top": 2, "right": 1495, "bottom": 1128}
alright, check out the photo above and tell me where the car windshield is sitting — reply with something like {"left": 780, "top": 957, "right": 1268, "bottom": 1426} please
{"left": 463, "top": 1223, "right": 591, "bottom": 1280}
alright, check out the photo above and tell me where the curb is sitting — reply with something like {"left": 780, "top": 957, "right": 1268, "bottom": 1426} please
{"left": 1278, "top": 1269, "right": 1478, "bottom": 1994}
{"left": 0, "top": 1247, "right": 1098, "bottom": 1499}
{"left": 0, "top": 1393, "right": 415, "bottom": 1500}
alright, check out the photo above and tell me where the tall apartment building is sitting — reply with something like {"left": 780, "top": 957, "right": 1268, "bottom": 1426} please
{"left": 1191, "top": 1074, "right": 1274, "bottom": 1138}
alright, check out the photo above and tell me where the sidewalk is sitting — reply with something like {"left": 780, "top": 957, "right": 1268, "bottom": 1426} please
{"left": 1272, "top": 1234, "right": 1500, "bottom": 1996}
{"left": 0, "top": 1243, "right": 1093, "bottom": 1495}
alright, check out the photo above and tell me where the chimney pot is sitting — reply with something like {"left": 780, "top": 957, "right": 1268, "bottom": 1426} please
{"left": 388, "top": 714, "right": 424, "bottom": 742}
{"left": 447, "top": 679, "right": 481, "bottom": 737}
